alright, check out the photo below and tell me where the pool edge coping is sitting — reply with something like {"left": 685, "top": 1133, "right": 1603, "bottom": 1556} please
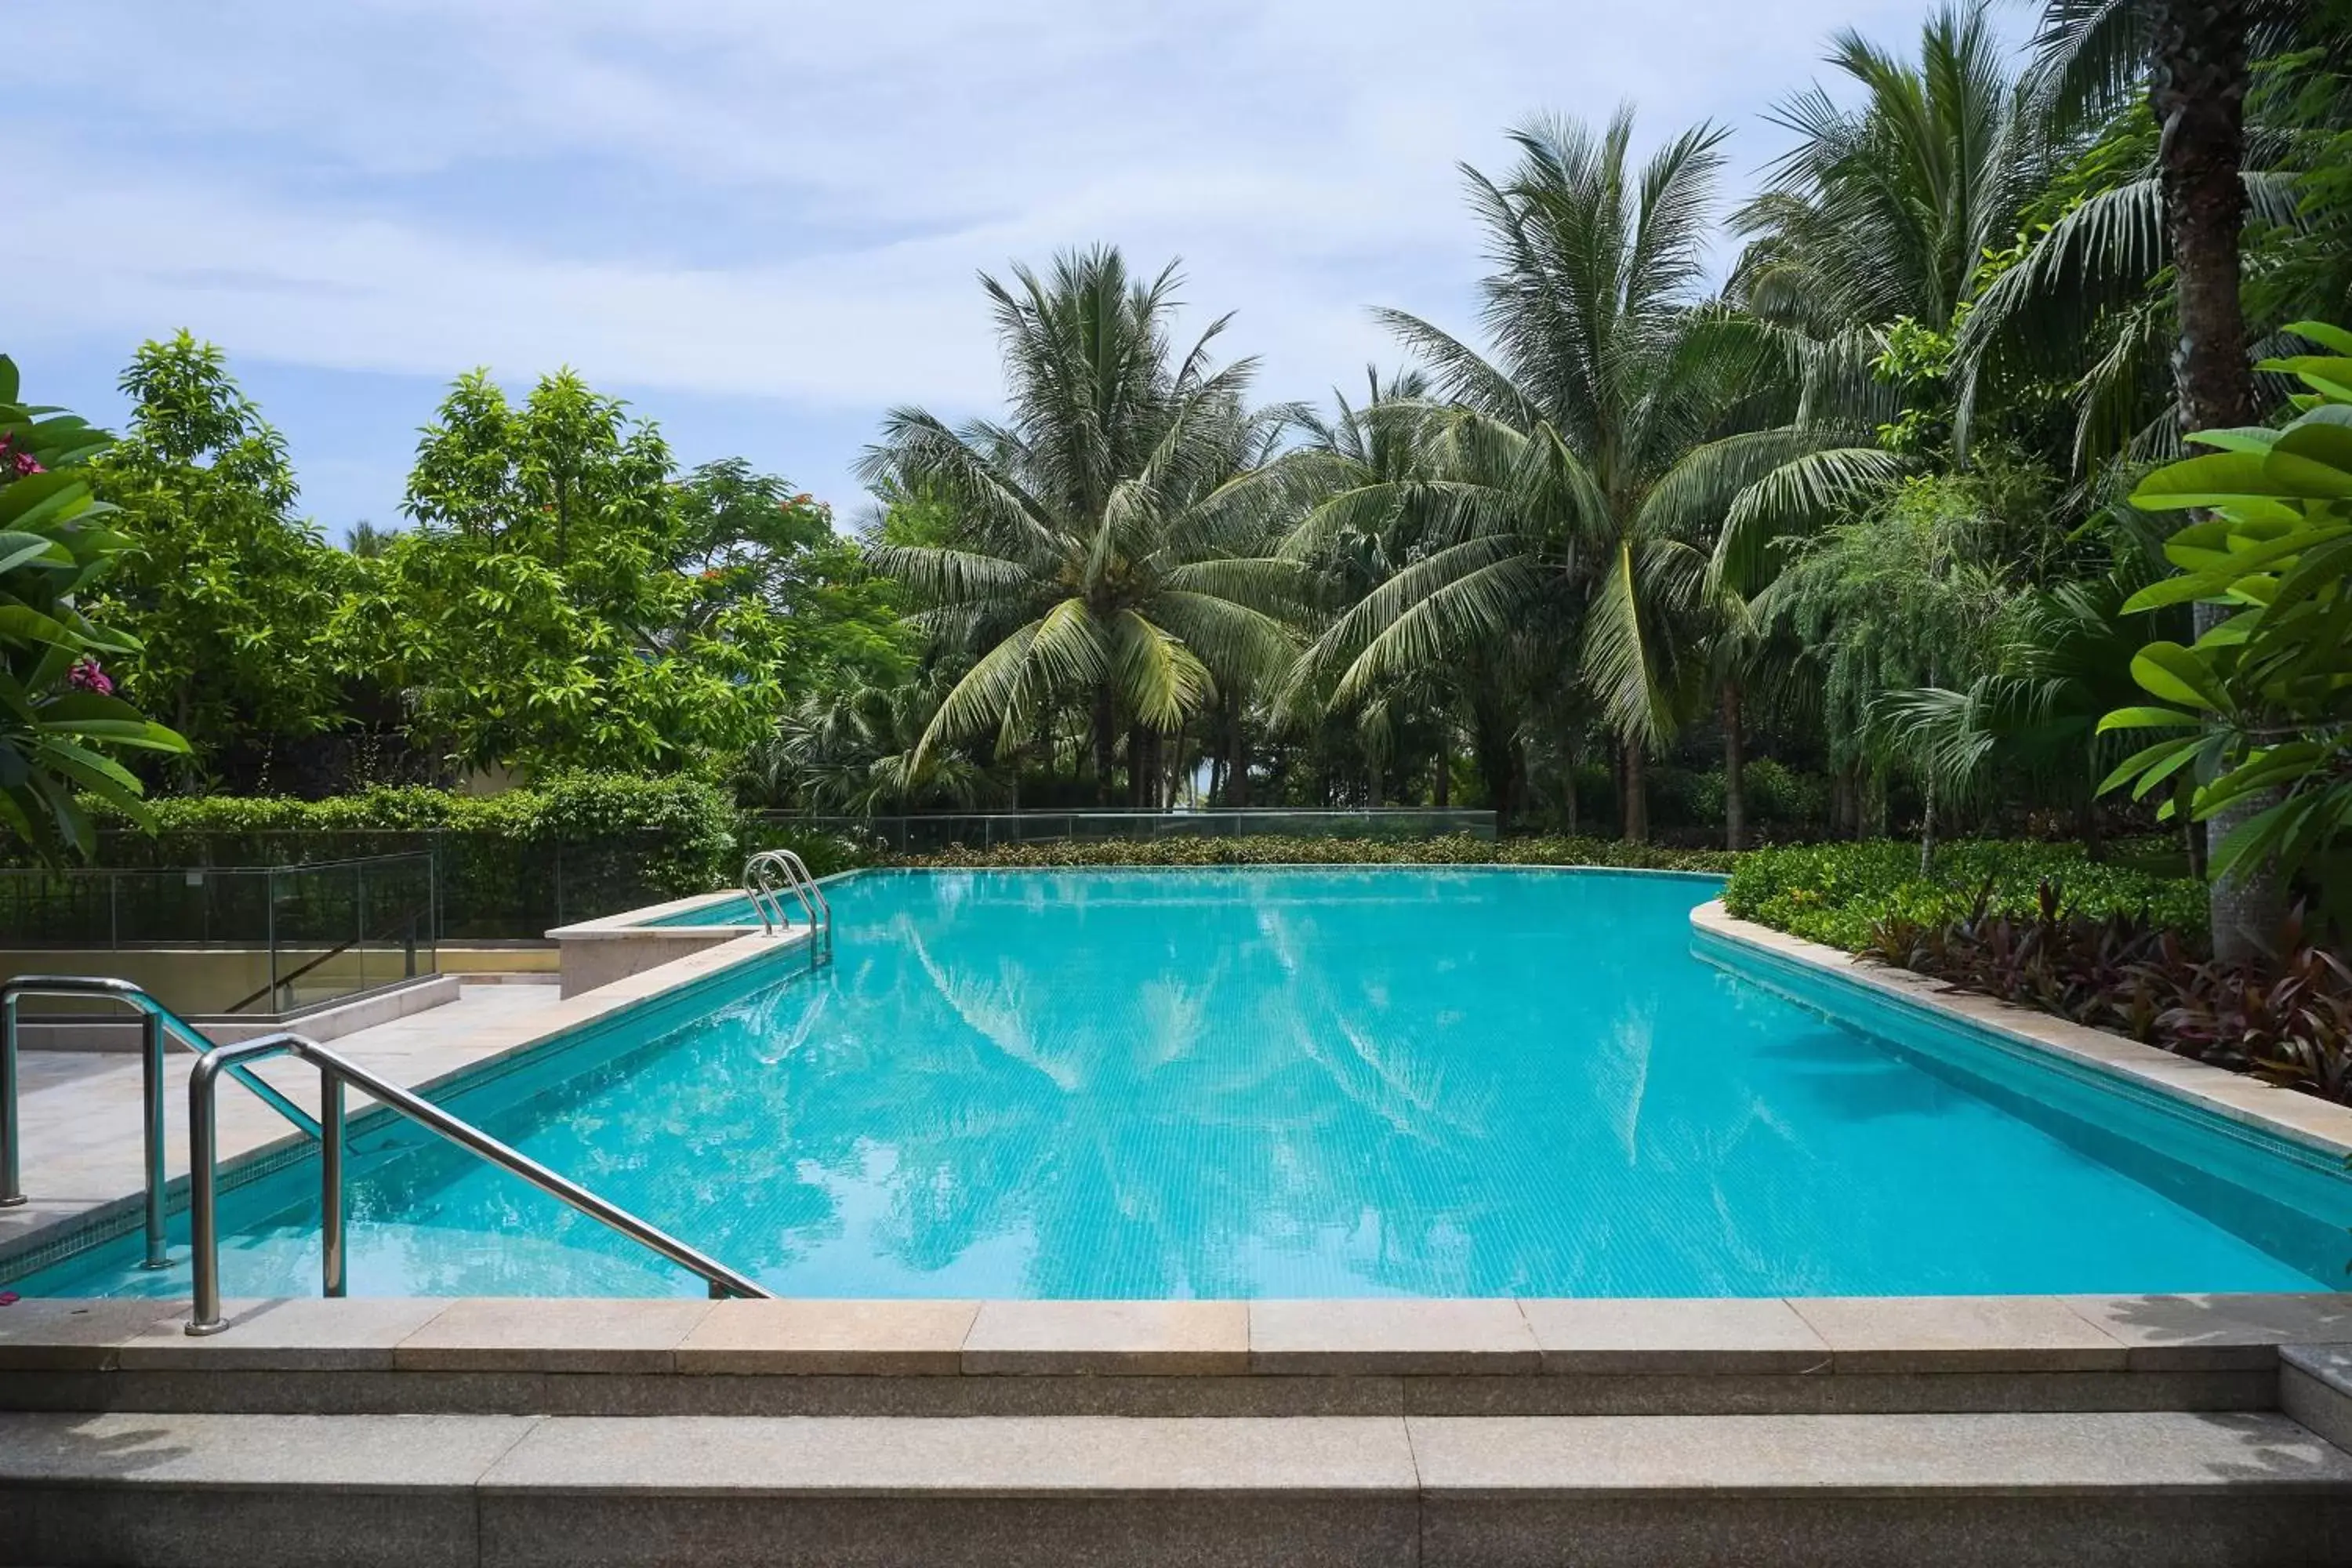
{"left": 5, "top": 1288, "right": 2351, "bottom": 1379}
{"left": 1689, "top": 898, "right": 2352, "bottom": 1165}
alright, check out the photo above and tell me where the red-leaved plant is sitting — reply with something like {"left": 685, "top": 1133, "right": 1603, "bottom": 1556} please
{"left": 1863, "top": 880, "right": 2352, "bottom": 1104}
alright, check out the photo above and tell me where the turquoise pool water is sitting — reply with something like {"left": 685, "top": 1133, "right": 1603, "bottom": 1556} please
{"left": 18, "top": 868, "right": 2343, "bottom": 1299}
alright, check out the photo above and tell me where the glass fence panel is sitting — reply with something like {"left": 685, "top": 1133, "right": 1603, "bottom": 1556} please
{"left": 0, "top": 853, "right": 438, "bottom": 1021}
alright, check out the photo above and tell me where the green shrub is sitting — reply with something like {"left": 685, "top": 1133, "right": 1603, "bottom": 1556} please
{"left": 66, "top": 772, "right": 743, "bottom": 935}
{"left": 1723, "top": 840, "right": 2209, "bottom": 953}
{"left": 737, "top": 819, "right": 872, "bottom": 879}
{"left": 891, "top": 833, "right": 1735, "bottom": 873}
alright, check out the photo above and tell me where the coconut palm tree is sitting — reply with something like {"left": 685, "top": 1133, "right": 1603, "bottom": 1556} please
{"left": 2009, "top": 0, "right": 2314, "bottom": 957}
{"left": 1279, "top": 111, "right": 1891, "bottom": 840}
{"left": 1737, "top": 5, "right": 2039, "bottom": 343}
{"left": 859, "top": 248, "right": 1299, "bottom": 805}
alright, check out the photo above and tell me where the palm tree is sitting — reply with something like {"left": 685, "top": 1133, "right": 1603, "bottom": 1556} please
{"left": 859, "top": 248, "right": 1298, "bottom": 805}
{"left": 2019, "top": 0, "right": 2306, "bottom": 956}
{"left": 1735, "top": 5, "right": 2039, "bottom": 350}
{"left": 1280, "top": 111, "right": 1890, "bottom": 840}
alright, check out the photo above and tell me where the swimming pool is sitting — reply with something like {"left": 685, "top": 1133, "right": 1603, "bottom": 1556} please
{"left": 18, "top": 867, "right": 2343, "bottom": 1299}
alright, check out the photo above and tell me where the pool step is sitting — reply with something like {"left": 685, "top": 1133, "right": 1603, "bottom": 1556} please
{"left": 2, "top": 1408, "right": 2349, "bottom": 1567}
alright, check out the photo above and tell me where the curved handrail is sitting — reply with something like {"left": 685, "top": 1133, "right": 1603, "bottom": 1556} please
{"left": 742, "top": 849, "right": 832, "bottom": 962}
{"left": 2, "top": 974, "right": 322, "bottom": 1270}
{"left": 3, "top": 975, "right": 320, "bottom": 1135}
{"left": 186, "top": 1031, "right": 770, "bottom": 1334}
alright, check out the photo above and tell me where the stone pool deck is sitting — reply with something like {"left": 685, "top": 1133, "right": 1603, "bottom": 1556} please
{"left": 7, "top": 1293, "right": 2352, "bottom": 1566}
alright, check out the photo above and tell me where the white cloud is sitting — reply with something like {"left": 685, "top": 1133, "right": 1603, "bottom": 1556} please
{"left": 9, "top": 0, "right": 1984, "bottom": 510}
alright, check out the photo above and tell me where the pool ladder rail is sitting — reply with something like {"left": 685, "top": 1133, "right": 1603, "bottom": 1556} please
{"left": 0, "top": 974, "right": 771, "bottom": 1332}
{"left": 742, "top": 848, "right": 833, "bottom": 964}
{"left": 1, "top": 975, "right": 321, "bottom": 1272}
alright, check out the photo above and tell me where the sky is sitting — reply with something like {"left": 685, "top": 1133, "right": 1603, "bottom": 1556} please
{"left": 7, "top": 0, "right": 1990, "bottom": 539}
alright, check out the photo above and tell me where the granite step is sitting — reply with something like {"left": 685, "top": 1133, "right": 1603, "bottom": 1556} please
{"left": 2, "top": 1408, "right": 2348, "bottom": 1567}
{"left": 9, "top": 1293, "right": 2351, "bottom": 1419}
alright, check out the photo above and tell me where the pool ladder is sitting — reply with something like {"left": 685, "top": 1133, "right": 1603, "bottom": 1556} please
{"left": 742, "top": 848, "right": 832, "bottom": 965}
{"left": 0, "top": 974, "right": 770, "bottom": 1334}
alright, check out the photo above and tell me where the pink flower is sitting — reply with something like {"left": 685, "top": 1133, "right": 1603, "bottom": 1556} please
{"left": 67, "top": 660, "right": 113, "bottom": 696}
{"left": 11, "top": 452, "right": 41, "bottom": 477}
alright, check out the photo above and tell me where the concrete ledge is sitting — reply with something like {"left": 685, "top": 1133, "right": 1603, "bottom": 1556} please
{"left": 546, "top": 898, "right": 803, "bottom": 997}
{"left": 16, "top": 972, "right": 459, "bottom": 1052}
{"left": 10, "top": 1294, "right": 2352, "bottom": 1406}
{"left": 5, "top": 1409, "right": 2348, "bottom": 1568}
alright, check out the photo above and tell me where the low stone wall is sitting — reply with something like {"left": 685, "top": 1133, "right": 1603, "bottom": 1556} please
{"left": 546, "top": 892, "right": 792, "bottom": 998}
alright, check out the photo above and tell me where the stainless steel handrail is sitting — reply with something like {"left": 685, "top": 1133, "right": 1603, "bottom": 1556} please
{"left": 185, "top": 1032, "right": 771, "bottom": 1334}
{"left": 742, "top": 849, "right": 831, "bottom": 963}
{"left": 1, "top": 975, "right": 322, "bottom": 1270}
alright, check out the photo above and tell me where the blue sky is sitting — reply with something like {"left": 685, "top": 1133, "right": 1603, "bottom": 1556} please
{"left": 9, "top": 1, "right": 1988, "bottom": 539}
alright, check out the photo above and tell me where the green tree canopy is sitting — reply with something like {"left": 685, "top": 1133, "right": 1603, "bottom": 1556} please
{"left": 89, "top": 333, "right": 350, "bottom": 781}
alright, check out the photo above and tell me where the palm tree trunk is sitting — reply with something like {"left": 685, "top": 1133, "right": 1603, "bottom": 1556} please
{"left": 1228, "top": 706, "right": 1250, "bottom": 808}
{"left": 1092, "top": 688, "right": 1117, "bottom": 807}
{"left": 1127, "top": 725, "right": 1149, "bottom": 808}
{"left": 2152, "top": 0, "right": 2280, "bottom": 962}
{"left": 1720, "top": 681, "right": 1747, "bottom": 851}
{"left": 1433, "top": 732, "right": 1451, "bottom": 810}
{"left": 1622, "top": 742, "right": 1649, "bottom": 844}
{"left": 1918, "top": 770, "right": 1938, "bottom": 876}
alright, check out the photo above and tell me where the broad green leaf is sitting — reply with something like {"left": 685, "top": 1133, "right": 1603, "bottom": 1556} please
{"left": 2129, "top": 642, "right": 2227, "bottom": 711}
{"left": 2279, "top": 321, "right": 2352, "bottom": 356}
{"left": 2096, "top": 705, "right": 2202, "bottom": 733}
{"left": 2184, "top": 426, "right": 2279, "bottom": 454}
{"left": 2098, "top": 735, "right": 2200, "bottom": 796}
{"left": 2130, "top": 451, "right": 2272, "bottom": 510}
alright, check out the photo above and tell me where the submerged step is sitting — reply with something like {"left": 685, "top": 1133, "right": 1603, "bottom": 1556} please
{"left": 2, "top": 1409, "right": 2347, "bottom": 1566}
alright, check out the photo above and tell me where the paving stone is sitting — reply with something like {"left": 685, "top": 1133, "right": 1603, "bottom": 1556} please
{"left": 962, "top": 1300, "right": 1247, "bottom": 1374}
{"left": 0, "top": 1294, "right": 187, "bottom": 1370}
{"left": 2281, "top": 1354, "right": 2352, "bottom": 1457}
{"left": 393, "top": 1297, "right": 713, "bottom": 1373}
{"left": 479, "top": 1413, "right": 1417, "bottom": 1494}
{"left": 1247, "top": 1298, "right": 1539, "bottom": 1374}
{"left": 0, "top": 1408, "right": 538, "bottom": 1486}
{"left": 118, "top": 1297, "right": 453, "bottom": 1371}
{"left": 1516, "top": 1298, "right": 1831, "bottom": 1374}
{"left": 2064, "top": 1294, "right": 2352, "bottom": 1370}
{"left": 1790, "top": 1295, "right": 2128, "bottom": 1372}
{"left": 676, "top": 1298, "right": 978, "bottom": 1374}
{"left": 1418, "top": 1492, "right": 2348, "bottom": 1568}
{"left": 479, "top": 1494, "right": 1419, "bottom": 1568}
{"left": 1405, "top": 1409, "right": 2352, "bottom": 1493}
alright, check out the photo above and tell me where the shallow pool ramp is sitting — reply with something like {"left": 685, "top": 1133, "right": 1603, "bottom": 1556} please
{"left": 4, "top": 1294, "right": 2352, "bottom": 1566}
{"left": 742, "top": 848, "right": 832, "bottom": 965}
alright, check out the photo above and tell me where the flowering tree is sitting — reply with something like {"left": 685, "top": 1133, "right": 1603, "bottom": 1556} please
{"left": 0, "top": 355, "right": 191, "bottom": 858}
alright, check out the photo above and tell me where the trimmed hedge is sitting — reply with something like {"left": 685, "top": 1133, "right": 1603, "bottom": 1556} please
{"left": 67, "top": 774, "right": 743, "bottom": 937}
{"left": 888, "top": 833, "right": 1735, "bottom": 873}
{"left": 1722, "top": 840, "right": 2209, "bottom": 953}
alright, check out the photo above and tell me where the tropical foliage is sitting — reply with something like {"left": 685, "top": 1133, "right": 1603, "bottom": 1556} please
{"left": 2097, "top": 323, "right": 2352, "bottom": 890}
{"left": 0, "top": 358, "right": 189, "bottom": 858}
{"left": 7, "top": 0, "right": 2350, "bottom": 994}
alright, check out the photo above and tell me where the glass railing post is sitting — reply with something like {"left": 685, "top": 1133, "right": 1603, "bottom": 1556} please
{"left": 139, "top": 1010, "right": 168, "bottom": 1269}
{"left": 0, "top": 992, "right": 21, "bottom": 1207}
{"left": 320, "top": 1070, "right": 347, "bottom": 1298}
{"left": 265, "top": 867, "right": 280, "bottom": 1014}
